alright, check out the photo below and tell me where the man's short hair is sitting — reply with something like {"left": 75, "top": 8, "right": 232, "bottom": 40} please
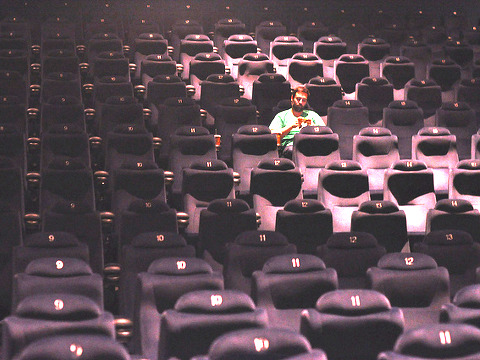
{"left": 292, "top": 85, "right": 310, "bottom": 99}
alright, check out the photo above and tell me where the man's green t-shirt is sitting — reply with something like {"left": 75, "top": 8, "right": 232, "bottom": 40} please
{"left": 269, "top": 108, "right": 325, "bottom": 147}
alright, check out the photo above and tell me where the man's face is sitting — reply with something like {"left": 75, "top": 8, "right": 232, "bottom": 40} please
{"left": 291, "top": 91, "right": 308, "bottom": 112}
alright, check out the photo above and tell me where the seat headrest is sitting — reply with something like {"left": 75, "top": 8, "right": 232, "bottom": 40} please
{"left": 417, "top": 127, "right": 451, "bottom": 136}
{"left": 17, "top": 334, "right": 130, "bottom": 360}
{"left": 98, "top": 75, "right": 128, "bottom": 83}
{"left": 318, "top": 36, "right": 343, "bottom": 44}
{"left": 112, "top": 124, "right": 147, "bottom": 134}
{"left": 0, "top": 49, "right": 26, "bottom": 57}
{"left": 47, "top": 95, "right": 81, "bottom": 105}
{"left": 377, "top": 252, "right": 438, "bottom": 270}
{"left": 332, "top": 99, "right": 364, "bottom": 108}
{"left": 362, "top": 37, "right": 387, "bottom": 45}
{"left": 174, "top": 19, "right": 201, "bottom": 26}
{"left": 235, "top": 230, "right": 290, "bottom": 247}
{"left": 127, "top": 199, "right": 171, "bottom": 213}
{"left": 174, "top": 290, "right": 256, "bottom": 313}
{"left": 145, "top": 54, "right": 172, "bottom": 61}
{"left": 15, "top": 294, "right": 101, "bottom": 320}
{"left": 257, "top": 73, "right": 287, "bottom": 83}
{"left": 174, "top": 125, "right": 210, "bottom": 136}
{"left": 431, "top": 58, "right": 456, "bottom": 66}
{"left": 361, "top": 77, "right": 390, "bottom": 86}
{"left": 25, "top": 257, "right": 93, "bottom": 277}
{"left": 243, "top": 53, "right": 269, "bottom": 61}
{"left": 326, "top": 232, "right": 379, "bottom": 249}
{"left": 218, "top": 96, "right": 252, "bottom": 107}
{"left": 24, "top": 231, "right": 80, "bottom": 248}
{"left": 207, "top": 198, "right": 251, "bottom": 213}
{"left": 152, "top": 74, "right": 182, "bottom": 83}
{"left": 205, "top": 73, "right": 235, "bottom": 83}
{"left": 0, "top": 31, "right": 23, "bottom": 39}
{"left": 119, "top": 159, "right": 158, "bottom": 170}
{"left": 97, "top": 51, "right": 124, "bottom": 59}
{"left": 457, "top": 159, "right": 480, "bottom": 170}
{"left": 194, "top": 52, "right": 222, "bottom": 61}
{"left": 440, "top": 101, "right": 471, "bottom": 111}
{"left": 258, "top": 20, "right": 284, "bottom": 27}
{"left": 452, "top": 284, "right": 480, "bottom": 308}
{"left": 283, "top": 199, "right": 326, "bottom": 213}
{"left": 50, "top": 200, "right": 93, "bottom": 215}
{"left": 423, "top": 229, "right": 474, "bottom": 246}
{"left": 460, "top": 78, "right": 480, "bottom": 87}
{"left": 148, "top": 257, "right": 213, "bottom": 275}
{"left": 435, "top": 199, "right": 474, "bottom": 213}
{"left": 262, "top": 254, "right": 326, "bottom": 274}
{"left": 392, "top": 160, "right": 427, "bottom": 171}
{"left": 0, "top": 123, "right": 18, "bottom": 134}
{"left": 0, "top": 94, "right": 20, "bottom": 104}
{"left": 138, "top": 32, "right": 164, "bottom": 40}
{"left": 131, "top": 232, "right": 187, "bottom": 248}
{"left": 257, "top": 158, "right": 296, "bottom": 171}
{"left": 46, "top": 48, "right": 76, "bottom": 57}
{"left": 358, "top": 127, "right": 392, "bottom": 136}
{"left": 91, "top": 32, "right": 118, "bottom": 40}
{"left": 105, "top": 95, "right": 136, "bottom": 105}
{"left": 308, "top": 76, "right": 337, "bottom": 85}
{"left": 407, "top": 78, "right": 438, "bottom": 87}
{"left": 357, "top": 200, "right": 399, "bottom": 214}
{"left": 47, "top": 157, "right": 86, "bottom": 170}
{"left": 273, "top": 35, "right": 300, "bottom": 42}
{"left": 316, "top": 289, "right": 391, "bottom": 315}
{"left": 338, "top": 54, "right": 366, "bottom": 62}
{"left": 237, "top": 124, "right": 271, "bottom": 135}
{"left": 164, "top": 96, "right": 195, "bottom": 107}
{"left": 325, "top": 160, "right": 362, "bottom": 171}
{"left": 387, "top": 100, "right": 419, "bottom": 109}
{"left": 180, "top": 33, "right": 208, "bottom": 42}
{"left": 0, "top": 70, "right": 22, "bottom": 80}
{"left": 190, "top": 159, "right": 228, "bottom": 171}
{"left": 46, "top": 71, "right": 77, "bottom": 81}
{"left": 227, "top": 34, "right": 254, "bottom": 42}
{"left": 299, "top": 125, "right": 333, "bottom": 134}
{"left": 393, "top": 323, "right": 480, "bottom": 356}
{"left": 206, "top": 328, "right": 313, "bottom": 360}
{"left": 384, "top": 55, "right": 412, "bottom": 64}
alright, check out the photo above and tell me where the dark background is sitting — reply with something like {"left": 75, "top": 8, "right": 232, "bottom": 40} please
{"left": 0, "top": 0, "right": 478, "bottom": 42}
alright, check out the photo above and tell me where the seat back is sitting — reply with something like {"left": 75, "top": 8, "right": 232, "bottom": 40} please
{"left": 159, "top": 289, "right": 268, "bottom": 360}
{"left": 301, "top": 289, "right": 404, "bottom": 360}
{"left": 224, "top": 230, "right": 297, "bottom": 295}
{"left": 276, "top": 199, "right": 333, "bottom": 254}
{"left": 327, "top": 99, "right": 370, "bottom": 159}
{"left": 383, "top": 100, "right": 424, "bottom": 158}
{"left": 351, "top": 200, "right": 407, "bottom": 253}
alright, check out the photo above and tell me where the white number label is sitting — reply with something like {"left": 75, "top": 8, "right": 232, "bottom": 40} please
{"left": 211, "top": 295, "right": 223, "bottom": 306}
{"left": 439, "top": 331, "right": 451, "bottom": 345}
{"left": 254, "top": 338, "right": 269, "bottom": 352}
{"left": 54, "top": 299, "right": 64, "bottom": 310}
{"left": 351, "top": 295, "right": 361, "bottom": 306}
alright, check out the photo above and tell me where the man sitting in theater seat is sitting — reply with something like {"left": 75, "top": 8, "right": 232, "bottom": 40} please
{"left": 269, "top": 85, "right": 325, "bottom": 158}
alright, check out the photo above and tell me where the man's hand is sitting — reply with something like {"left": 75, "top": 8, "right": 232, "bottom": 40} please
{"left": 297, "top": 118, "right": 311, "bottom": 127}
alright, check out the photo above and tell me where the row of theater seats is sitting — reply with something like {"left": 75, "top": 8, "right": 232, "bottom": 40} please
{"left": 5, "top": 228, "right": 480, "bottom": 360}
{"left": 1, "top": 13, "right": 480, "bottom": 360}
{"left": 7, "top": 323, "right": 480, "bottom": 360}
